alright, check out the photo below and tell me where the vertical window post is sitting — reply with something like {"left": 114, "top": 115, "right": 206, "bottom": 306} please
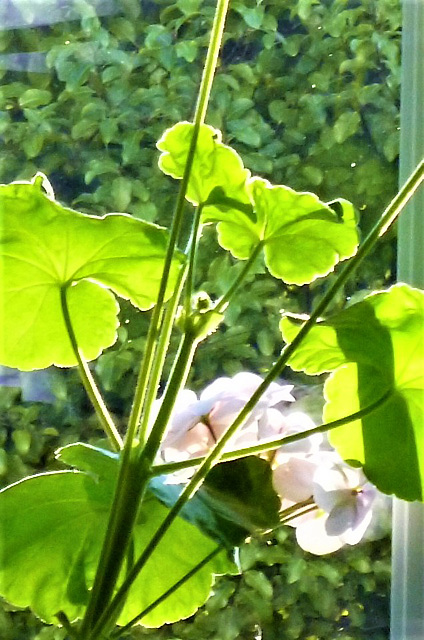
{"left": 391, "top": 1, "right": 424, "bottom": 639}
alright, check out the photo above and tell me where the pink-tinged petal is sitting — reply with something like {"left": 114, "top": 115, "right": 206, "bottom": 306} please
{"left": 278, "top": 411, "right": 323, "bottom": 453}
{"left": 295, "top": 513, "right": 345, "bottom": 555}
{"left": 200, "top": 377, "right": 233, "bottom": 402}
{"left": 340, "top": 507, "right": 373, "bottom": 545}
{"left": 162, "top": 422, "right": 215, "bottom": 460}
{"left": 273, "top": 455, "right": 319, "bottom": 502}
{"left": 208, "top": 398, "right": 247, "bottom": 438}
{"left": 313, "top": 463, "right": 365, "bottom": 511}
{"left": 257, "top": 407, "right": 288, "bottom": 439}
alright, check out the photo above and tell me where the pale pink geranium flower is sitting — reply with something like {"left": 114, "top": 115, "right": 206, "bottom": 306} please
{"left": 293, "top": 463, "right": 381, "bottom": 555}
{"left": 157, "top": 372, "right": 295, "bottom": 471}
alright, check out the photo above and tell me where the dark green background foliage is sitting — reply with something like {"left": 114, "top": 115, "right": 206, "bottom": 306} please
{"left": 0, "top": 0, "right": 398, "bottom": 637}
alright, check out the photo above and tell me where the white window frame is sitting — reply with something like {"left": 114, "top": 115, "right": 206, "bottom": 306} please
{"left": 391, "top": 2, "right": 424, "bottom": 639}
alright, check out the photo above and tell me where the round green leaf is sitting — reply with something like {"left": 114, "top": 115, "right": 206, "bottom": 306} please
{"left": 0, "top": 467, "right": 235, "bottom": 628}
{"left": 0, "top": 174, "right": 184, "bottom": 369}
{"left": 207, "top": 177, "right": 359, "bottom": 284}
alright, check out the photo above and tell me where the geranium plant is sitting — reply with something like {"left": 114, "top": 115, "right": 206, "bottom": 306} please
{"left": 0, "top": 1, "right": 423, "bottom": 639}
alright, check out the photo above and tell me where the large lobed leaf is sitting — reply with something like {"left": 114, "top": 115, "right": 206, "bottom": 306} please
{"left": 158, "top": 122, "right": 359, "bottom": 285}
{"left": 280, "top": 284, "right": 424, "bottom": 501}
{"left": 0, "top": 443, "right": 235, "bottom": 629}
{"left": 0, "top": 174, "right": 184, "bottom": 370}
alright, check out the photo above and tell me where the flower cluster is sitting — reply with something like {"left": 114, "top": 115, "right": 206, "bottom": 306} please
{"left": 156, "top": 372, "right": 391, "bottom": 555}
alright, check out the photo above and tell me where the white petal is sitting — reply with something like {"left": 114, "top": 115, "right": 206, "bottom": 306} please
{"left": 295, "top": 514, "right": 345, "bottom": 555}
{"left": 272, "top": 455, "right": 318, "bottom": 502}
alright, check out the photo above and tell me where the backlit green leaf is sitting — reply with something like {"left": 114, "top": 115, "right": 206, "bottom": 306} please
{"left": 205, "top": 178, "right": 359, "bottom": 284}
{"left": 0, "top": 174, "right": 184, "bottom": 370}
{"left": 0, "top": 453, "right": 235, "bottom": 627}
{"left": 157, "top": 121, "right": 250, "bottom": 207}
{"left": 280, "top": 284, "right": 424, "bottom": 501}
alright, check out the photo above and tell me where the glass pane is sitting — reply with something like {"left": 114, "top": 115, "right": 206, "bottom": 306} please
{"left": 0, "top": 1, "right": 401, "bottom": 639}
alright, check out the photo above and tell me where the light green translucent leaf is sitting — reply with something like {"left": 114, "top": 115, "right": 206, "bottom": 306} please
{"left": 0, "top": 451, "right": 235, "bottom": 627}
{"left": 205, "top": 177, "right": 359, "bottom": 284}
{"left": 280, "top": 284, "right": 424, "bottom": 501}
{"left": 157, "top": 121, "right": 250, "bottom": 207}
{"left": 0, "top": 174, "right": 184, "bottom": 370}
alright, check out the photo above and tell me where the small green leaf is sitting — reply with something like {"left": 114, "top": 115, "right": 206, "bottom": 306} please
{"left": 0, "top": 174, "right": 184, "bottom": 370}
{"left": 176, "top": 41, "right": 198, "bottom": 63}
{"left": 0, "top": 463, "right": 235, "bottom": 627}
{"left": 236, "top": 6, "right": 265, "bottom": 29}
{"left": 280, "top": 284, "right": 424, "bottom": 501}
{"left": 157, "top": 122, "right": 250, "bottom": 207}
{"left": 111, "top": 176, "right": 132, "bottom": 211}
{"left": 333, "top": 111, "right": 361, "bottom": 144}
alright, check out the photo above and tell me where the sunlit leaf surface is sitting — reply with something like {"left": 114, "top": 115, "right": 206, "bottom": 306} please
{"left": 157, "top": 121, "right": 250, "bottom": 207}
{"left": 158, "top": 122, "right": 359, "bottom": 285}
{"left": 0, "top": 444, "right": 235, "bottom": 628}
{"left": 280, "top": 284, "right": 424, "bottom": 501}
{"left": 0, "top": 174, "right": 184, "bottom": 369}
{"left": 211, "top": 178, "right": 359, "bottom": 284}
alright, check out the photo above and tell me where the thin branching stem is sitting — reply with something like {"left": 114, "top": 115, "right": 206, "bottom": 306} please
{"left": 60, "top": 287, "right": 122, "bottom": 451}
{"left": 151, "top": 388, "right": 392, "bottom": 476}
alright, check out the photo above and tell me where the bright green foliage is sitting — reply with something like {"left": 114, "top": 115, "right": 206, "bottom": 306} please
{"left": 0, "top": 174, "right": 184, "bottom": 370}
{"left": 0, "top": 0, "right": 401, "bottom": 382}
{"left": 0, "top": 0, "right": 403, "bottom": 637}
{"left": 158, "top": 122, "right": 359, "bottom": 284}
{"left": 207, "top": 178, "right": 358, "bottom": 284}
{"left": 157, "top": 122, "right": 250, "bottom": 207}
{"left": 280, "top": 284, "right": 424, "bottom": 501}
{"left": 0, "top": 445, "right": 235, "bottom": 628}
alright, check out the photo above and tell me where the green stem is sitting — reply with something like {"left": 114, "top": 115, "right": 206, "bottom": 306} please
{"left": 141, "top": 329, "right": 200, "bottom": 462}
{"left": 126, "top": 0, "right": 230, "bottom": 446}
{"left": 151, "top": 387, "right": 392, "bottom": 475}
{"left": 214, "top": 242, "right": 263, "bottom": 314}
{"left": 137, "top": 266, "right": 187, "bottom": 444}
{"left": 110, "top": 546, "right": 223, "bottom": 638}
{"left": 60, "top": 287, "right": 122, "bottom": 452}
{"left": 79, "top": 3, "right": 230, "bottom": 635}
{"left": 78, "top": 448, "right": 149, "bottom": 639}
{"left": 87, "top": 331, "right": 200, "bottom": 639}
{"left": 184, "top": 204, "right": 204, "bottom": 318}
{"left": 192, "top": 0, "right": 230, "bottom": 126}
